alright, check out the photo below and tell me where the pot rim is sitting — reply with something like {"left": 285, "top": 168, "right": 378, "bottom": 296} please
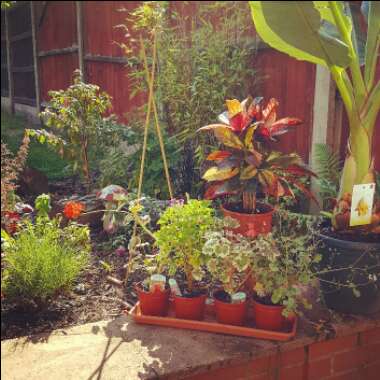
{"left": 135, "top": 282, "right": 170, "bottom": 295}
{"left": 221, "top": 202, "right": 274, "bottom": 217}
{"left": 174, "top": 293, "right": 207, "bottom": 301}
{"left": 252, "top": 298, "right": 284, "bottom": 310}
{"left": 317, "top": 231, "right": 380, "bottom": 249}
{"left": 212, "top": 290, "right": 247, "bottom": 305}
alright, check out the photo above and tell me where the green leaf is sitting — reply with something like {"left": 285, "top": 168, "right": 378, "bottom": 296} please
{"left": 363, "top": 1, "right": 380, "bottom": 88}
{"left": 249, "top": 1, "right": 352, "bottom": 68}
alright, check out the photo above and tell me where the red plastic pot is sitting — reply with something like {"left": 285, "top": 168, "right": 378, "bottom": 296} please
{"left": 135, "top": 283, "right": 169, "bottom": 317}
{"left": 253, "top": 299, "right": 285, "bottom": 331}
{"left": 174, "top": 294, "right": 206, "bottom": 320}
{"left": 221, "top": 203, "right": 274, "bottom": 238}
{"left": 213, "top": 292, "right": 247, "bottom": 326}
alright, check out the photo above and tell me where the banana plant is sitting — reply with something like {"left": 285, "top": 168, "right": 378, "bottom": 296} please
{"left": 250, "top": 1, "right": 380, "bottom": 232}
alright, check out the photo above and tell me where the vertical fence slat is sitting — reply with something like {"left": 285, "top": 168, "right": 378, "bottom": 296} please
{"left": 5, "top": 9, "right": 14, "bottom": 113}
{"left": 30, "top": 1, "right": 40, "bottom": 114}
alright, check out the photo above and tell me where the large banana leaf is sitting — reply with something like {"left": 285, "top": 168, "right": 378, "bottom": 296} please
{"left": 249, "top": 1, "right": 352, "bottom": 68}
{"left": 363, "top": 1, "right": 380, "bottom": 88}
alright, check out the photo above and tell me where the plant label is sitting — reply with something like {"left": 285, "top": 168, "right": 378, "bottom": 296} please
{"left": 349, "top": 183, "right": 375, "bottom": 227}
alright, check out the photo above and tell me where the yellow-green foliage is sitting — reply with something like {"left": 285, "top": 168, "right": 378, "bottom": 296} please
{"left": 2, "top": 218, "right": 90, "bottom": 303}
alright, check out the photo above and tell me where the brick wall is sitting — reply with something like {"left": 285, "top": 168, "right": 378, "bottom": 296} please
{"left": 186, "top": 327, "right": 380, "bottom": 380}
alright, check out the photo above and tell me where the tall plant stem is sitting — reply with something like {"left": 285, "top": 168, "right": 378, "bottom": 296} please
{"left": 125, "top": 32, "right": 158, "bottom": 284}
{"left": 242, "top": 191, "right": 256, "bottom": 213}
{"left": 140, "top": 33, "right": 174, "bottom": 199}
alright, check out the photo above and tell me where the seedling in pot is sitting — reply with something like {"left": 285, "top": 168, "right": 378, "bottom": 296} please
{"left": 153, "top": 198, "right": 215, "bottom": 320}
{"left": 203, "top": 223, "right": 253, "bottom": 325}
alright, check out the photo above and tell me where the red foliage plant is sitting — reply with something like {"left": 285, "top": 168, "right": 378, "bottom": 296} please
{"left": 198, "top": 96, "right": 317, "bottom": 212}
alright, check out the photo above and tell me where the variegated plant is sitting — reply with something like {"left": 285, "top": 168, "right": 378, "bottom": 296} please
{"left": 198, "top": 97, "right": 316, "bottom": 212}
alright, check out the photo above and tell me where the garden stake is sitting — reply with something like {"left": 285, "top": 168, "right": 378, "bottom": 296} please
{"left": 125, "top": 31, "right": 173, "bottom": 283}
{"left": 140, "top": 34, "right": 173, "bottom": 199}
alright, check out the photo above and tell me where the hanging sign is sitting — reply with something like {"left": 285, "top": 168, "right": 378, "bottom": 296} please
{"left": 349, "top": 183, "right": 376, "bottom": 227}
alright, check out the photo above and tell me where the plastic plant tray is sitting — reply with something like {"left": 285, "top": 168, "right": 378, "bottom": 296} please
{"left": 127, "top": 301, "right": 297, "bottom": 342}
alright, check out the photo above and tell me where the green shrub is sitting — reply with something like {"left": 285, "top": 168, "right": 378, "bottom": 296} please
{"left": 153, "top": 198, "right": 215, "bottom": 291}
{"left": 2, "top": 218, "right": 90, "bottom": 304}
{"left": 122, "top": 1, "right": 260, "bottom": 196}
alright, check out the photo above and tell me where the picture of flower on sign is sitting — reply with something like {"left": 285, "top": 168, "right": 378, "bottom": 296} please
{"left": 349, "top": 183, "right": 376, "bottom": 227}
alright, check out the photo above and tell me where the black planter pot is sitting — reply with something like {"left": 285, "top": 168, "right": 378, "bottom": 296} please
{"left": 317, "top": 232, "right": 380, "bottom": 315}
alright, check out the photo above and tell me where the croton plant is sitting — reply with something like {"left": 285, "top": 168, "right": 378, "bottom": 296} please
{"left": 198, "top": 97, "right": 317, "bottom": 212}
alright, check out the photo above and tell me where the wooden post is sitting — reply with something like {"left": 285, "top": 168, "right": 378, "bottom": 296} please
{"left": 30, "top": 1, "right": 41, "bottom": 114}
{"left": 76, "top": 1, "right": 85, "bottom": 80}
{"left": 309, "top": 65, "right": 333, "bottom": 213}
{"left": 4, "top": 8, "right": 14, "bottom": 113}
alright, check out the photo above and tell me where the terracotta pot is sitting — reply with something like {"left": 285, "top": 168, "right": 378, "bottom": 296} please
{"left": 174, "top": 294, "right": 206, "bottom": 320}
{"left": 213, "top": 292, "right": 247, "bottom": 326}
{"left": 253, "top": 299, "right": 285, "bottom": 331}
{"left": 221, "top": 203, "right": 274, "bottom": 238}
{"left": 135, "top": 283, "right": 169, "bottom": 317}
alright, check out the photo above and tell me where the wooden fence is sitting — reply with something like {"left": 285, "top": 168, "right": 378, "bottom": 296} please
{"left": 1, "top": 1, "right": 379, "bottom": 169}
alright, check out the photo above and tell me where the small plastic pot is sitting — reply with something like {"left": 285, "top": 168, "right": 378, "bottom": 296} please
{"left": 253, "top": 298, "right": 285, "bottom": 331}
{"left": 174, "top": 293, "right": 206, "bottom": 320}
{"left": 135, "top": 283, "right": 169, "bottom": 317}
{"left": 221, "top": 203, "right": 274, "bottom": 238}
{"left": 213, "top": 291, "right": 247, "bottom": 326}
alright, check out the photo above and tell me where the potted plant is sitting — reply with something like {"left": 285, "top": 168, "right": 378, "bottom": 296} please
{"left": 198, "top": 96, "right": 316, "bottom": 237}
{"left": 250, "top": 1, "right": 380, "bottom": 314}
{"left": 135, "top": 274, "right": 170, "bottom": 317}
{"left": 248, "top": 224, "right": 320, "bottom": 331}
{"left": 152, "top": 198, "right": 215, "bottom": 320}
{"left": 202, "top": 223, "right": 252, "bottom": 326}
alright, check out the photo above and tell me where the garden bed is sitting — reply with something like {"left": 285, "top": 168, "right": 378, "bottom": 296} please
{"left": 1, "top": 230, "right": 142, "bottom": 340}
{"left": 1, "top": 176, "right": 143, "bottom": 340}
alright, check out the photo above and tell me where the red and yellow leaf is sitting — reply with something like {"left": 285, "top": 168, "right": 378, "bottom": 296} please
{"left": 226, "top": 99, "right": 243, "bottom": 118}
{"left": 286, "top": 178, "right": 319, "bottom": 205}
{"left": 281, "top": 164, "right": 317, "bottom": 178}
{"left": 204, "top": 181, "right": 240, "bottom": 200}
{"left": 202, "top": 166, "right": 239, "bottom": 182}
{"left": 258, "top": 170, "right": 277, "bottom": 189}
{"left": 262, "top": 98, "right": 279, "bottom": 126}
{"left": 269, "top": 117, "right": 302, "bottom": 136}
{"left": 199, "top": 124, "right": 244, "bottom": 149}
{"left": 240, "top": 165, "right": 258, "bottom": 180}
{"left": 244, "top": 122, "right": 261, "bottom": 149}
{"left": 206, "top": 151, "right": 232, "bottom": 161}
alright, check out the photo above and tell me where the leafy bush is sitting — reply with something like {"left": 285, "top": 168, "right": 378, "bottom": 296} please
{"left": 29, "top": 70, "right": 112, "bottom": 190}
{"left": 121, "top": 1, "right": 260, "bottom": 195}
{"left": 249, "top": 216, "right": 321, "bottom": 316}
{"left": 2, "top": 217, "right": 90, "bottom": 305}
{"left": 127, "top": 125, "right": 180, "bottom": 198}
{"left": 152, "top": 198, "right": 215, "bottom": 292}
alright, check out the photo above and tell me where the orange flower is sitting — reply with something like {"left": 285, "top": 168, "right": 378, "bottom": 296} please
{"left": 63, "top": 201, "right": 85, "bottom": 220}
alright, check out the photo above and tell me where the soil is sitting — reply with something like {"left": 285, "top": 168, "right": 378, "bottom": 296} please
{"left": 252, "top": 294, "right": 277, "bottom": 307}
{"left": 180, "top": 289, "right": 206, "bottom": 298}
{"left": 320, "top": 226, "right": 380, "bottom": 244}
{"left": 214, "top": 290, "right": 231, "bottom": 303}
{"left": 223, "top": 201, "right": 272, "bottom": 215}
